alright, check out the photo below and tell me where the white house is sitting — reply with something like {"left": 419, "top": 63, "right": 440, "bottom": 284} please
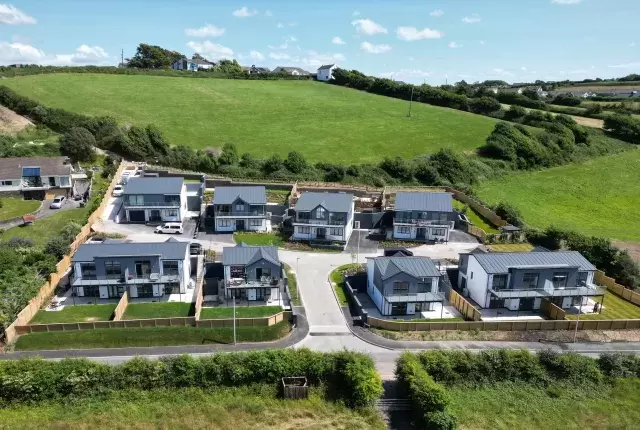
{"left": 212, "top": 186, "right": 269, "bottom": 232}
{"left": 0, "top": 156, "right": 75, "bottom": 200}
{"left": 316, "top": 64, "right": 337, "bottom": 81}
{"left": 272, "top": 66, "right": 311, "bottom": 76}
{"left": 392, "top": 192, "right": 456, "bottom": 242}
{"left": 122, "top": 177, "right": 188, "bottom": 223}
{"left": 291, "top": 192, "right": 354, "bottom": 244}
{"left": 171, "top": 57, "right": 215, "bottom": 72}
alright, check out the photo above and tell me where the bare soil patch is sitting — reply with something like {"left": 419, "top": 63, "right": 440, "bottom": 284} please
{"left": 0, "top": 105, "right": 32, "bottom": 134}
{"left": 613, "top": 241, "right": 640, "bottom": 262}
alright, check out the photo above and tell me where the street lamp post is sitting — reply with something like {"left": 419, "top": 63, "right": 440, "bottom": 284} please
{"left": 296, "top": 257, "right": 300, "bottom": 303}
{"left": 573, "top": 295, "right": 582, "bottom": 343}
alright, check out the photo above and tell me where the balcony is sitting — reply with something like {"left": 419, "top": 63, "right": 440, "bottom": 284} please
{"left": 294, "top": 218, "right": 346, "bottom": 226}
{"left": 225, "top": 277, "right": 283, "bottom": 289}
{"left": 394, "top": 218, "right": 448, "bottom": 226}
{"left": 489, "top": 283, "right": 603, "bottom": 298}
{"left": 21, "top": 179, "right": 50, "bottom": 190}
{"left": 215, "top": 211, "right": 267, "bottom": 217}
{"left": 384, "top": 292, "right": 445, "bottom": 303}
{"left": 123, "top": 200, "right": 180, "bottom": 207}
{"left": 71, "top": 272, "right": 182, "bottom": 286}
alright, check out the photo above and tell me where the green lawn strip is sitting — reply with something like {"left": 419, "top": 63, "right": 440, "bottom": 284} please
{"left": 412, "top": 317, "right": 465, "bottom": 322}
{"left": 3, "top": 74, "right": 503, "bottom": 163}
{"left": 29, "top": 304, "right": 116, "bottom": 324}
{"left": 266, "top": 189, "right": 290, "bottom": 204}
{"left": 122, "top": 302, "right": 193, "bottom": 319}
{"left": 0, "top": 387, "right": 385, "bottom": 429}
{"left": 486, "top": 243, "right": 535, "bottom": 252}
{"left": 284, "top": 263, "right": 301, "bottom": 306}
{"left": 14, "top": 321, "right": 292, "bottom": 350}
{"left": 233, "top": 232, "right": 284, "bottom": 247}
{"left": 566, "top": 291, "right": 640, "bottom": 320}
{"left": 476, "top": 149, "right": 640, "bottom": 242}
{"left": 449, "top": 380, "right": 640, "bottom": 430}
{"left": 0, "top": 198, "right": 40, "bottom": 221}
{"left": 452, "top": 199, "right": 500, "bottom": 234}
{"left": 200, "top": 306, "right": 282, "bottom": 319}
{"left": 329, "top": 264, "right": 364, "bottom": 306}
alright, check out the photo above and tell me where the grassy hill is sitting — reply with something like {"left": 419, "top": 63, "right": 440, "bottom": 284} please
{"left": 2, "top": 74, "right": 502, "bottom": 163}
{"left": 476, "top": 149, "right": 640, "bottom": 242}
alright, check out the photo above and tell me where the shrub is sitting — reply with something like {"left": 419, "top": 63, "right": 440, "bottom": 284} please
{"left": 598, "top": 353, "right": 640, "bottom": 379}
{"left": 538, "top": 350, "right": 602, "bottom": 385}
{"left": 603, "top": 114, "right": 640, "bottom": 144}
{"left": 493, "top": 201, "right": 525, "bottom": 227}
{"left": 553, "top": 93, "right": 582, "bottom": 107}
{"left": 43, "top": 235, "right": 70, "bottom": 260}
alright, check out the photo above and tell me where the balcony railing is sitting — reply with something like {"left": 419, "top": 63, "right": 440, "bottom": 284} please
{"left": 215, "top": 211, "right": 267, "bottom": 217}
{"left": 71, "top": 272, "right": 182, "bottom": 286}
{"left": 225, "top": 277, "right": 283, "bottom": 289}
{"left": 22, "top": 180, "right": 50, "bottom": 189}
{"left": 394, "top": 218, "right": 448, "bottom": 226}
{"left": 123, "top": 201, "right": 180, "bottom": 207}
{"left": 295, "top": 218, "right": 346, "bottom": 225}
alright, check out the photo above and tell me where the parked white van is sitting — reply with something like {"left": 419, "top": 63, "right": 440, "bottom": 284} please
{"left": 154, "top": 222, "right": 183, "bottom": 234}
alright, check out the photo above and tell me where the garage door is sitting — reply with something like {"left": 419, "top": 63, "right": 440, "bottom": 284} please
{"left": 128, "top": 210, "right": 146, "bottom": 222}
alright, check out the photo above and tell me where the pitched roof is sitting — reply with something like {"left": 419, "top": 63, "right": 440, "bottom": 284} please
{"left": 373, "top": 256, "right": 441, "bottom": 280}
{"left": 294, "top": 192, "right": 353, "bottom": 213}
{"left": 395, "top": 192, "right": 453, "bottom": 212}
{"left": 72, "top": 240, "right": 189, "bottom": 262}
{"left": 212, "top": 186, "right": 266, "bottom": 205}
{"left": 222, "top": 243, "right": 280, "bottom": 266}
{"left": 317, "top": 64, "right": 335, "bottom": 70}
{"left": 471, "top": 251, "right": 596, "bottom": 274}
{"left": 0, "top": 156, "right": 72, "bottom": 179}
{"left": 123, "top": 177, "right": 184, "bottom": 195}
{"left": 273, "top": 66, "right": 311, "bottom": 75}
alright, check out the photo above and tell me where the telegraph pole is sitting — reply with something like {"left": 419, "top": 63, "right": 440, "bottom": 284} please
{"left": 407, "top": 86, "right": 414, "bottom": 118}
{"left": 121, "top": 49, "right": 124, "bottom": 67}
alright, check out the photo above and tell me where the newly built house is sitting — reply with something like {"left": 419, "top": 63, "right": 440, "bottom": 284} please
{"left": 212, "top": 186, "right": 268, "bottom": 232}
{"left": 122, "top": 177, "right": 188, "bottom": 223}
{"left": 70, "top": 239, "right": 191, "bottom": 299}
{"left": 316, "top": 64, "right": 337, "bottom": 81}
{"left": 171, "top": 57, "right": 215, "bottom": 71}
{"left": 0, "top": 156, "right": 75, "bottom": 200}
{"left": 366, "top": 255, "right": 444, "bottom": 316}
{"left": 392, "top": 192, "right": 456, "bottom": 242}
{"left": 457, "top": 251, "right": 601, "bottom": 311}
{"left": 291, "top": 192, "right": 354, "bottom": 244}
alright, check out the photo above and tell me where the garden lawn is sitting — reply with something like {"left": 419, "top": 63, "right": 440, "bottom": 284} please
{"left": 486, "top": 243, "right": 535, "bottom": 252}
{"left": 266, "top": 189, "right": 290, "bottom": 204}
{"left": 476, "top": 149, "right": 640, "bottom": 242}
{"left": 122, "top": 302, "right": 192, "bottom": 319}
{"left": 29, "top": 304, "right": 116, "bottom": 324}
{"left": 566, "top": 291, "right": 640, "bottom": 320}
{"left": 234, "top": 232, "right": 284, "bottom": 247}
{"left": 200, "top": 305, "right": 282, "bottom": 319}
{"left": 452, "top": 200, "right": 500, "bottom": 234}
{"left": 3, "top": 74, "right": 502, "bottom": 163}
{"left": 0, "top": 388, "right": 385, "bottom": 429}
{"left": 0, "top": 198, "right": 40, "bottom": 221}
{"left": 284, "top": 263, "right": 301, "bottom": 306}
{"left": 330, "top": 264, "right": 364, "bottom": 306}
{"left": 449, "top": 379, "right": 640, "bottom": 430}
{"left": 14, "top": 321, "right": 292, "bottom": 350}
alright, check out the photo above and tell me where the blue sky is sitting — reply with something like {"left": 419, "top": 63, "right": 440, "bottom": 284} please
{"left": 0, "top": 0, "right": 638, "bottom": 84}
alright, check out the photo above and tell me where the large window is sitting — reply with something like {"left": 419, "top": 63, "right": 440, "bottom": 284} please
{"left": 128, "top": 195, "right": 144, "bottom": 205}
{"left": 492, "top": 274, "right": 508, "bottom": 290}
{"left": 163, "top": 261, "right": 179, "bottom": 276}
{"left": 299, "top": 226, "right": 311, "bottom": 234}
{"left": 104, "top": 261, "right": 122, "bottom": 279}
{"left": 1, "top": 180, "right": 12, "bottom": 186}
{"left": 576, "top": 272, "right": 589, "bottom": 287}
{"left": 522, "top": 273, "right": 539, "bottom": 289}
{"left": 164, "top": 283, "right": 181, "bottom": 294}
{"left": 135, "top": 261, "right": 151, "bottom": 278}
{"left": 397, "top": 226, "right": 410, "bottom": 235}
{"left": 315, "top": 207, "right": 325, "bottom": 218}
{"left": 439, "top": 213, "right": 449, "bottom": 224}
{"left": 417, "top": 281, "right": 431, "bottom": 293}
{"left": 137, "top": 284, "right": 154, "bottom": 298}
{"left": 432, "top": 228, "right": 447, "bottom": 236}
{"left": 82, "top": 285, "right": 99, "bottom": 298}
{"left": 165, "top": 209, "right": 178, "bottom": 217}
{"left": 218, "top": 219, "right": 232, "bottom": 227}
{"left": 235, "top": 203, "right": 245, "bottom": 212}
{"left": 250, "top": 219, "right": 262, "bottom": 227}
{"left": 330, "top": 227, "right": 343, "bottom": 236}
{"left": 230, "top": 266, "right": 244, "bottom": 278}
{"left": 59, "top": 176, "right": 70, "bottom": 187}
{"left": 552, "top": 272, "right": 568, "bottom": 290}
{"left": 392, "top": 281, "right": 409, "bottom": 294}
{"left": 80, "top": 263, "right": 97, "bottom": 280}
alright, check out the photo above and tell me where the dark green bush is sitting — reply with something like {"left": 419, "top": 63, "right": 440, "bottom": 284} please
{"left": 598, "top": 353, "right": 640, "bottom": 379}
{"left": 537, "top": 350, "right": 602, "bottom": 385}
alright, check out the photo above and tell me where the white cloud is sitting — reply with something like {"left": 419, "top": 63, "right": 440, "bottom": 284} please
{"left": 184, "top": 24, "right": 225, "bottom": 37}
{"left": 521, "top": 66, "right": 527, "bottom": 71}
{"left": 352, "top": 10, "right": 360, "bottom": 16}
{"left": 479, "top": 40, "right": 486, "bottom": 45}
{"left": 298, "top": 50, "right": 344, "bottom": 67}
{"left": 186, "top": 40, "right": 233, "bottom": 60}
{"left": 56, "top": 44, "right": 109, "bottom": 65}
{"left": 351, "top": 19, "right": 388, "bottom": 36}
{"left": 430, "top": 9, "right": 444, "bottom": 17}
{"left": 608, "top": 61, "right": 640, "bottom": 69}
{"left": 232, "top": 6, "right": 258, "bottom": 17}
{"left": 396, "top": 26, "right": 444, "bottom": 41}
{"left": 0, "top": 42, "right": 113, "bottom": 66}
{"left": 408, "top": 56, "right": 415, "bottom": 61}
{"left": 551, "top": 0, "right": 582, "bottom": 4}
{"left": 276, "top": 22, "right": 284, "bottom": 28}
{"left": 268, "top": 40, "right": 288, "bottom": 50}
{"left": 379, "top": 69, "right": 431, "bottom": 81}
{"left": 248, "top": 50, "right": 264, "bottom": 61}
{"left": 264, "top": 10, "right": 272, "bottom": 17}
{"left": 287, "top": 22, "right": 297, "bottom": 27}
{"left": 492, "top": 68, "right": 514, "bottom": 76}
{"left": 285, "top": 36, "right": 297, "bottom": 43}
{"left": 269, "top": 52, "right": 291, "bottom": 60}
{"left": 0, "top": 4, "right": 36, "bottom": 25}
{"left": 0, "top": 41, "right": 43, "bottom": 63}
{"left": 630, "top": 42, "right": 636, "bottom": 47}
{"left": 332, "top": 36, "right": 346, "bottom": 45}
{"left": 462, "top": 14, "right": 481, "bottom": 23}
{"left": 448, "top": 41, "right": 462, "bottom": 48}
{"left": 360, "top": 41, "right": 391, "bottom": 54}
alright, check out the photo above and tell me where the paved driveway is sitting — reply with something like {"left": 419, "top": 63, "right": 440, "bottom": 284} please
{"left": 449, "top": 229, "right": 480, "bottom": 244}
{"left": 345, "top": 230, "right": 380, "bottom": 254}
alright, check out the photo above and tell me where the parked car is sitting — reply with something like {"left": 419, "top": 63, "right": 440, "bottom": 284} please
{"left": 112, "top": 185, "right": 124, "bottom": 197}
{"left": 49, "top": 196, "right": 65, "bottom": 209}
{"left": 155, "top": 222, "right": 183, "bottom": 234}
{"left": 190, "top": 242, "right": 202, "bottom": 255}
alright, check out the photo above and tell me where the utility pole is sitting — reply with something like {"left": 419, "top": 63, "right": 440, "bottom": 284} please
{"left": 121, "top": 49, "right": 124, "bottom": 67}
{"left": 296, "top": 257, "right": 300, "bottom": 303}
{"left": 233, "top": 295, "right": 237, "bottom": 345}
{"left": 407, "top": 86, "right": 414, "bottom": 118}
{"left": 573, "top": 295, "right": 582, "bottom": 343}
{"left": 355, "top": 221, "right": 361, "bottom": 262}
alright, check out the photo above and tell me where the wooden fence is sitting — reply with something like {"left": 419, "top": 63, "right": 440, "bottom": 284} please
{"left": 446, "top": 187, "right": 506, "bottom": 228}
{"left": 3, "top": 161, "right": 125, "bottom": 344}
{"left": 596, "top": 271, "right": 640, "bottom": 306}
{"left": 540, "top": 298, "right": 566, "bottom": 320}
{"left": 193, "top": 266, "right": 204, "bottom": 320}
{"left": 196, "top": 311, "right": 290, "bottom": 328}
{"left": 112, "top": 291, "right": 130, "bottom": 321}
{"left": 15, "top": 316, "right": 196, "bottom": 334}
{"left": 449, "top": 289, "right": 482, "bottom": 321}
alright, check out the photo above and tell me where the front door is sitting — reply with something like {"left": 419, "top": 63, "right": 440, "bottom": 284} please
{"left": 417, "top": 228, "right": 427, "bottom": 239}
{"left": 391, "top": 302, "right": 407, "bottom": 315}
{"left": 519, "top": 297, "right": 535, "bottom": 311}
{"left": 150, "top": 209, "right": 161, "bottom": 222}
{"left": 236, "top": 220, "right": 245, "bottom": 231}
{"left": 317, "top": 228, "right": 326, "bottom": 239}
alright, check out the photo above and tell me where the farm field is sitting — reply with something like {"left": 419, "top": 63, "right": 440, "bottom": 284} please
{"left": 557, "top": 82, "right": 640, "bottom": 91}
{"left": 476, "top": 149, "right": 640, "bottom": 242}
{"left": 500, "top": 103, "right": 604, "bottom": 128}
{"left": 2, "top": 74, "right": 503, "bottom": 163}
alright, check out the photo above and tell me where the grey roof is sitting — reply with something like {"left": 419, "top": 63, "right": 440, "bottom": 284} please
{"left": 123, "top": 177, "right": 184, "bottom": 195}
{"left": 272, "top": 66, "right": 311, "bottom": 75}
{"left": 317, "top": 64, "right": 335, "bottom": 70}
{"left": 222, "top": 244, "right": 280, "bottom": 266}
{"left": 185, "top": 182, "right": 203, "bottom": 194}
{"left": 0, "top": 156, "right": 72, "bottom": 179}
{"left": 471, "top": 251, "right": 596, "bottom": 274}
{"left": 72, "top": 240, "right": 189, "bottom": 262}
{"left": 213, "top": 186, "right": 266, "bottom": 205}
{"left": 395, "top": 192, "right": 453, "bottom": 213}
{"left": 294, "top": 192, "right": 353, "bottom": 213}
{"left": 373, "top": 256, "right": 441, "bottom": 280}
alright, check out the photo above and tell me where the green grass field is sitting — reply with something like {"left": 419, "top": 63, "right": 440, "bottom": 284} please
{"left": 452, "top": 199, "right": 500, "bottom": 234}
{"left": 14, "top": 322, "right": 292, "bottom": 350}
{"left": 284, "top": 263, "right": 301, "bottom": 306}
{"left": 330, "top": 264, "right": 364, "bottom": 306}
{"left": 0, "top": 198, "right": 40, "bottom": 221}
{"left": 566, "top": 291, "right": 640, "bottom": 320}
{"left": 2, "top": 74, "right": 503, "bottom": 163}
{"left": 476, "top": 149, "right": 640, "bottom": 242}
{"left": 200, "top": 305, "right": 282, "bottom": 319}
{"left": 29, "top": 304, "right": 116, "bottom": 324}
{"left": 233, "top": 232, "right": 284, "bottom": 247}
{"left": 122, "top": 302, "right": 192, "bottom": 319}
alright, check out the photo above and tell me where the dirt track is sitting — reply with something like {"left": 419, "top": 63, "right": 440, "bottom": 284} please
{"left": 0, "top": 106, "right": 32, "bottom": 134}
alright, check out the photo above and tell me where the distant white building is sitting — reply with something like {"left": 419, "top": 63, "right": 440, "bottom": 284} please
{"left": 316, "top": 64, "right": 337, "bottom": 81}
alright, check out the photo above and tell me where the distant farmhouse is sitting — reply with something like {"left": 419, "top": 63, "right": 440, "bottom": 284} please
{"left": 316, "top": 64, "right": 337, "bottom": 81}
{"left": 171, "top": 57, "right": 216, "bottom": 72}
{"left": 272, "top": 66, "right": 311, "bottom": 76}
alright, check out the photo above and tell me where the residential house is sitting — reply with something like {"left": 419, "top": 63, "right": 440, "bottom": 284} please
{"left": 457, "top": 251, "right": 601, "bottom": 311}
{"left": 392, "top": 192, "right": 455, "bottom": 242}
{"left": 212, "top": 186, "right": 268, "bottom": 232}
{"left": 221, "top": 243, "right": 286, "bottom": 302}
{"left": 316, "top": 64, "right": 337, "bottom": 81}
{"left": 122, "top": 177, "right": 187, "bottom": 223}
{"left": 70, "top": 238, "right": 191, "bottom": 299}
{"left": 0, "top": 156, "right": 74, "bottom": 200}
{"left": 171, "top": 57, "right": 215, "bottom": 71}
{"left": 292, "top": 192, "right": 354, "bottom": 244}
{"left": 272, "top": 66, "right": 311, "bottom": 76}
{"left": 243, "top": 65, "right": 270, "bottom": 74}
{"left": 366, "top": 255, "right": 444, "bottom": 316}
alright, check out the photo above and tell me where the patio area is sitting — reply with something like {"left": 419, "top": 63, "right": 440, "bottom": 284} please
{"left": 480, "top": 309, "right": 545, "bottom": 321}
{"left": 355, "top": 292, "right": 463, "bottom": 321}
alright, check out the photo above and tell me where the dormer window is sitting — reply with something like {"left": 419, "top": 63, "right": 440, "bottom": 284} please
{"left": 316, "top": 207, "right": 325, "bottom": 218}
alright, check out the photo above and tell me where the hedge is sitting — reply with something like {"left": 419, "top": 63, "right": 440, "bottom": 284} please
{"left": 0, "top": 349, "right": 382, "bottom": 407}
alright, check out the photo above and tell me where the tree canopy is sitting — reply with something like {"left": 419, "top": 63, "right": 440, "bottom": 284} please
{"left": 127, "top": 43, "right": 184, "bottom": 69}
